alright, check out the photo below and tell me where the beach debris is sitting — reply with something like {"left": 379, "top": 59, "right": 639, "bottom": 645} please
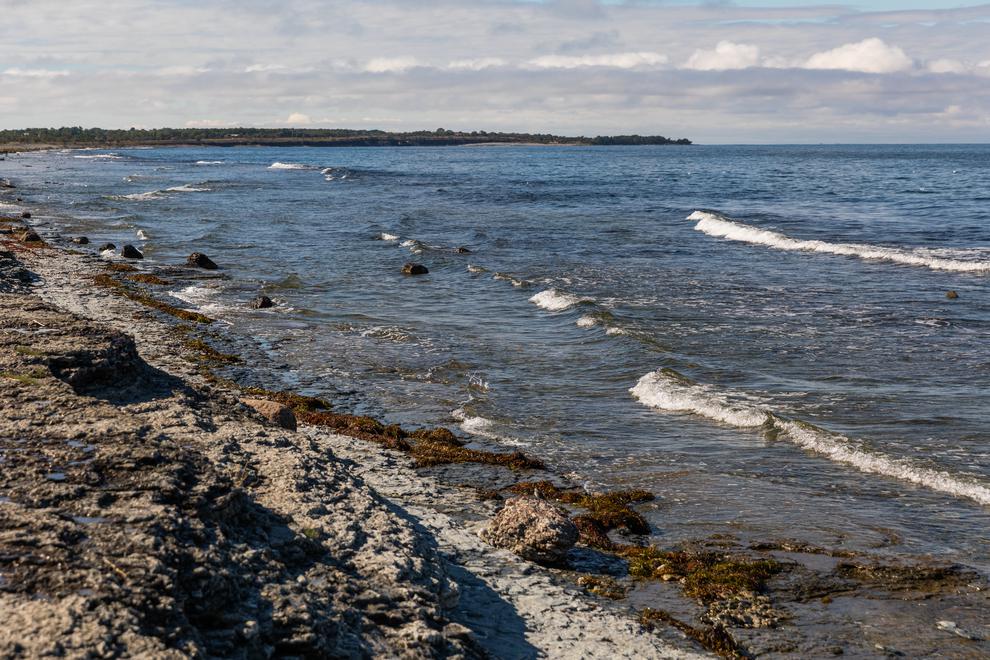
{"left": 480, "top": 496, "right": 577, "bottom": 564}
{"left": 946, "top": 290, "right": 959, "bottom": 299}
{"left": 187, "top": 252, "right": 218, "bottom": 269}
{"left": 402, "top": 262, "right": 429, "bottom": 275}
{"left": 98, "top": 242, "right": 116, "bottom": 252}
{"left": 250, "top": 295, "right": 274, "bottom": 309}
{"left": 71, "top": 236, "right": 89, "bottom": 245}
{"left": 240, "top": 398, "right": 297, "bottom": 431}
{"left": 121, "top": 244, "right": 143, "bottom": 259}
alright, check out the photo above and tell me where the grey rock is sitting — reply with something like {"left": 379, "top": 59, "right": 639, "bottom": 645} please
{"left": 480, "top": 496, "right": 577, "bottom": 564}
{"left": 402, "top": 262, "right": 429, "bottom": 275}
{"left": 187, "top": 252, "right": 218, "bottom": 270}
{"left": 250, "top": 295, "right": 274, "bottom": 309}
{"left": 98, "top": 243, "right": 116, "bottom": 252}
{"left": 72, "top": 237, "right": 90, "bottom": 245}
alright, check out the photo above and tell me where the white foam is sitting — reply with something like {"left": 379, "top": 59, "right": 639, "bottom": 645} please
{"left": 379, "top": 232, "right": 399, "bottom": 241}
{"left": 165, "top": 184, "right": 210, "bottom": 193}
{"left": 690, "top": 211, "right": 990, "bottom": 274}
{"left": 268, "top": 162, "right": 311, "bottom": 170}
{"left": 195, "top": 160, "right": 224, "bottom": 165}
{"left": 74, "top": 153, "right": 122, "bottom": 160}
{"left": 605, "top": 327, "right": 628, "bottom": 336}
{"left": 114, "top": 183, "right": 210, "bottom": 201}
{"left": 529, "top": 288, "right": 586, "bottom": 312}
{"left": 118, "top": 191, "right": 163, "bottom": 201}
{"left": 451, "top": 407, "right": 526, "bottom": 446}
{"left": 136, "top": 229, "right": 149, "bottom": 240}
{"left": 631, "top": 369, "right": 990, "bottom": 506}
{"left": 576, "top": 315, "right": 598, "bottom": 328}
{"left": 467, "top": 264, "right": 487, "bottom": 274}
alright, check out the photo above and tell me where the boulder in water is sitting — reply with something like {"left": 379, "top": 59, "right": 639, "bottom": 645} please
{"left": 98, "top": 243, "right": 116, "bottom": 253}
{"left": 187, "top": 252, "right": 218, "bottom": 270}
{"left": 21, "top": 211, "right": 31, "bottom": 219}
{"left": 456, "top": 246, "right": 472, "bottom": 254}
{"left": 19, "top": 230, "right": 41, "bottom": 243}
{"left": 72, "top": 237, "right": 89, "bottom": 245}
{"left": 121, "top": 244, "right": 143, "bottom": 259}
{"left": 946, "top": 290, "right": 959, "bottom": 300}
{"left": 480, "top": 496, "right": 578, "bottom": 565}
{"left": 402, "top": 262, "right": 429, "bottom": 276}
{"left": 250, "top": 295, "right": 274, "bottom": 309}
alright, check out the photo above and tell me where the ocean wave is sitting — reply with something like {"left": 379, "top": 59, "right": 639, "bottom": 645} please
{"left": 195, "top": 160, "right": 224, "bottom": 165}
{"left": 451, "top": 407, "right": 526, "bottom": 446}
{"left": 136, "top": 229, "right": 149, "bottom": 240}
{"left": 690, "top": 211, "right": 990, "bottom": 274}
{"left": 378, "top": 232, "right": 399, "bottom": 241}
{"left": 111, "top": 183, "right": 211, "bottom": 201}
{"left": 493, "top": 272, "right": 529, "bottom": 287}
{"left": 529, "top": 288, "right": 587, "bottom": 312}
{"left": 74, "top": 153, "right": 122, "bottom": 160}
{"left": 268, "top": 162, "right": 312, "bottom": 170}
{"left": 467, "top": 264, "right": 488, "bottom": 274}
{"left": 631, "top": 369, "right": 990, "bottom": 506}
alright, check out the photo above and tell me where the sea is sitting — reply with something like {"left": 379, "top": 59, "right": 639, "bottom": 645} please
{"left": 4, "top": 144, "right": 988, "bottom": 572}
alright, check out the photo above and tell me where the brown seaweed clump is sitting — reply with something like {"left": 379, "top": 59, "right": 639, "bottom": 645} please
{"left": 639, "top": 608, "right": 745, "bottom": 659}
{"left": 127, "top": 273, "right": 169, "bottom": 285}
{"left": 506, "top": 481, "right": 654, "bottom": 540}
{"left": 93, "top": 273, "right": 213, "bottom": 324}
{"left": 182, "top": 338, "right": 242, "bottom": 365}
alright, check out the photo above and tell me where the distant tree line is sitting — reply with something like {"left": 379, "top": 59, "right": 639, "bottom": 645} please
{"left": 0, "top": 127, "right": 691, "bottom": 147}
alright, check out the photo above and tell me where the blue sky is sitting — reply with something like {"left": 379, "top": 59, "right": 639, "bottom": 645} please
{"left": 1, "top": 0, "right": 989, "bottom": 142}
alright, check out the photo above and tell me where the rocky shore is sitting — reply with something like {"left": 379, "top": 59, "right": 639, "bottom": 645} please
{"left": 2, "top": 192, "right": 989, "bottom": 659}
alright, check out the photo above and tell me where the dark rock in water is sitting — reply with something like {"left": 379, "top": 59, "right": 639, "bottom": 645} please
{"left": 121, "top": 244, "right": 143, "bottom": 259}
{"left": 456, "top": 246, "right": 472, "bottom": 254}
{"left": 0, "top": 178, "right": 13, "bottom": 189}
{"left": 19, "top": 231, "right": 41, "bottom": 243}
{"left": 402, "top": 262, "right": 429, "bottom": 275}
{"left": 946, "top": 290, "right": 959, "bottom": 300}
{"left": 15, "top": 197, "right": 23, "bottom": 202}
{"left": 20, "top": 211, "right": 31, "bottom": 219}
{"left": 187, "top": 252, "right": 218, "bottom": 270}
{"left": 72, "top": 237, "right": 89, "bottom": 245}
{"left": 481, "top": 496, "right": 578, "bottom": 565}
{"left": 250, "top": 295, "right": 274, "bottom": 309}
{"left": 98, "top": 243, "right": 116, "bottom": 252}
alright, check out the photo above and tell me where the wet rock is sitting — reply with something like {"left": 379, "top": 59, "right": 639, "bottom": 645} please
{"left": 481, "top": 496, "right": 577, "bottom": 565}
{"left": 946, "top": 290, "right": 959, "bottom": 300}
{"left": 21, "top": 211, "right": 31, "bottom": 219}
{"left": 121, "top": 245, "right": 143, "bottom": 259}
{"left": 98, "top": 243, "right": 116, "bottom": 252}
{"left": 72, "top": 237, "right": 90, "bottom": 245}
{"left": 187, "top": 252, "right": 218, "bottom": 270}
{"left": 19, "top": 230, "right": 41, "bottom": 243}
{"left": 240, "top": 398, "right": 297, "bottom": 431}
{"left": 402, "top": 263, "right": 429, "bottom": 276}
{"left": 456, "top": 246, "right": 472, "bottom": 254}
{"left": 250, "top": 295, "right": 274, "bottom": 309}
{"left": 0, "top": 178, "right": 14, "bottom": 189}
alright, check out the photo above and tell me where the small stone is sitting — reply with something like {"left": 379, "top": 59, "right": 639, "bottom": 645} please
{"left": 98, "top": 243, "right": 116, "bottom": 252}
{"left": 250, "top": 295, "right": 274, "bottom": 309}
{"left": 240, "top": 398, "right": 297, "bottom": 431}
{"left": 402, "top": 262, "right": 429, "bottom": 275}
{"left": 456, "top": 246, "right": 472, "bottom": 254}
{"left": 187, "top": 252, "right": 218, "bottom": 269}
{"left": 946, "top": 290, "right": 959, "bottom": 299}
{"left": 480, "top": 496, "right": 577, "bottom": 565}
{"left": 121, "top": 244, "right": 143, "bottom": 259}
{"left": 20, "top": 211, "right": 31, "bottom": 219}
{"left": 72, "top": 237, "right": 90, "bottom": 245}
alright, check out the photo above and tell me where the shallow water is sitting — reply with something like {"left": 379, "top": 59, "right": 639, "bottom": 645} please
{"left": 6, "top": 144, "right": 989, "bottom": 571}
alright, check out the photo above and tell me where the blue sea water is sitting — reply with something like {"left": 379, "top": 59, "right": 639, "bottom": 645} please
{"left": 5, "top": 144, "right": 989, "bottom": 570}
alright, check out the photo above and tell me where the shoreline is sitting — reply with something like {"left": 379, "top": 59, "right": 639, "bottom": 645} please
{"left": 2, "top": 182, "right": 989, "bottom": 657}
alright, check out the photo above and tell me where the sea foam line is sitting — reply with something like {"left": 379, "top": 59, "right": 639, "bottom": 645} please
{"left": 690, "top": 211, "right": 990, "bottom": 274}
{"left": 631, "top": 369, "right": 990, "bottom": 506}
{"left": 529, "top": 288, "right": 587, "bottom": 311}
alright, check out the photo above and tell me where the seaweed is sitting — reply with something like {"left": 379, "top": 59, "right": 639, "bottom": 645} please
{"left": 128, "top": 273, "right": 170, "bottom": 285}
{"left": 182, "top": 338, "right": 242, "bottom": 365}
{"left": 639, "top": 608, "right": 746, "bottom": 659}
{"left": 409, "top": 439, "right": 545, "bottom": 470}
{"left": 93, "top": 273, "right": 213, "bottom": 324}
{"left": 623, "top": 547, "right": 783, "bottom": 603}
{"left": 105, "top": 263, "right": 138, "bottom": 273}
{"left": 506, "top": 481, "right": 653, "bottom": 535}
{"left": 577, "top": 575, "right": 627, "bottom": 600}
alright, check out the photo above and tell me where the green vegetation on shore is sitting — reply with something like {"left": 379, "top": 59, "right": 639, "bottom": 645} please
{"left": 0, "top": 126, "right": 691, "bottom": 149}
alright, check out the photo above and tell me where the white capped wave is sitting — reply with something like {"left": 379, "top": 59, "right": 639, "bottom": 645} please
{"left": 467, "top": 264, "right": 488, "bottom": 274}
{"left": 113, "top": 183, "right": 210, "bottom": 201}
{"left": 605, "top": 326, "right": 628, "bottom": 336}
{"left": 690, "top": 211, "right": 990, "bottom": 274}
{"left": 74, "top": 153, "right": 122, "bottom": 160}
{"left": 493, "top": 272, "right": 529, "bottom": 287}
{"left": 268, "top": 162, "right": 311, "bottom": 170}
{"left": 451, "top": 407, "right": 526, "bottom": 446}
{"left": 576, "top": 315, "right": 598, "bottom": 328}
{"left": 166, "top": 183, "right": 210, "bottom": 193}
{"left": 118, "top": 191, "right": 163, "bottom": 201}
{"left": 631, "top": 369, "right": 990, "bottom": 506}
{"left": 529, "top": 288, "right": 586, "bottom": 312}
{"left": 136, "top": 229, "right": 149, "bottom": 240}
{"left": 195, "top": 160, "right": 224, "bottom": 165}
{"left": 379, "top": 232, "right": 399, "bottom": 241}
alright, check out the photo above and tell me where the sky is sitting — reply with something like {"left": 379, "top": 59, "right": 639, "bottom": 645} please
{"left": 1, "top": 0, "right": 989, "bottom": 143}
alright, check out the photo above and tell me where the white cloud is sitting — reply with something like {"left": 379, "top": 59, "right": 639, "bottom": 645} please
{"left": 927, "top": 58, "right": 967, "bottom": 74}
{"left": 285, "top": 112, "right": 312, "bottom": 125}
{"left": 447, "top": 58, "right": 506, "bottom": 71}
{"left": 2, "top": 68, "right": 69, "bottom": 78}
{"left": 803, "top": 38, "right": 912, "bottom": 74}
{"left": 684, "top": 42, "right": 760, "bottom": 71}
{"left": 157, "top": 66, "right": 211, "bottom": 76}
{"left": 245, "top": 64, "right": 287, "bottom": 73}
{"left": 364, "top": 57, "right": 419, "bottom": 73}
{"left": 185, "top": 119, "right": 233, "bottom": 128}
{"left": 528, "top": 52, "right": 667, "bottom": 70}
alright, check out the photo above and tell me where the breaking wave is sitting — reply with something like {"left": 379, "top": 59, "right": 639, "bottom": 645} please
{"left": 268, "top": 162, "right": 313, "bottom": 170}
{"left": 690, "top": 211, "right": 990, "bottom": 274}
{"left": 111, "top": 183, "right": 211, "bottom": 201}
{"left": 529, "top": 288, "right": 587, "bottom": 312}
{"left": 631, "top": 369, "right": 990, "bottom": 506}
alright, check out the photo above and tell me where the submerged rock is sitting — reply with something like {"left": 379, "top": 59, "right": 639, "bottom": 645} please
{"left": 72, "top": 236, "right": 90, "bottom": 245}
{"left": 402, "top": 262, "right": 429, "bottom": 276}
{"left": 187, "top": 252, "right": 218, "bottom": 270}
{"left": 240, "top": 398, "right": 297, "bottom": 431}
{"left": 98, "top": 242, "right": 116, "bottom": 252}
{"left": 121, "top": 244, "right": 143, "bottom": 259}
{"left": 946, "top": 290, "right": 959, "bottom": 299}
{"left": 250, "top": 295, "right": 274, "bottom": 309}
{"left": 481, "top": 496, "right": 577, "bottom": 565}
